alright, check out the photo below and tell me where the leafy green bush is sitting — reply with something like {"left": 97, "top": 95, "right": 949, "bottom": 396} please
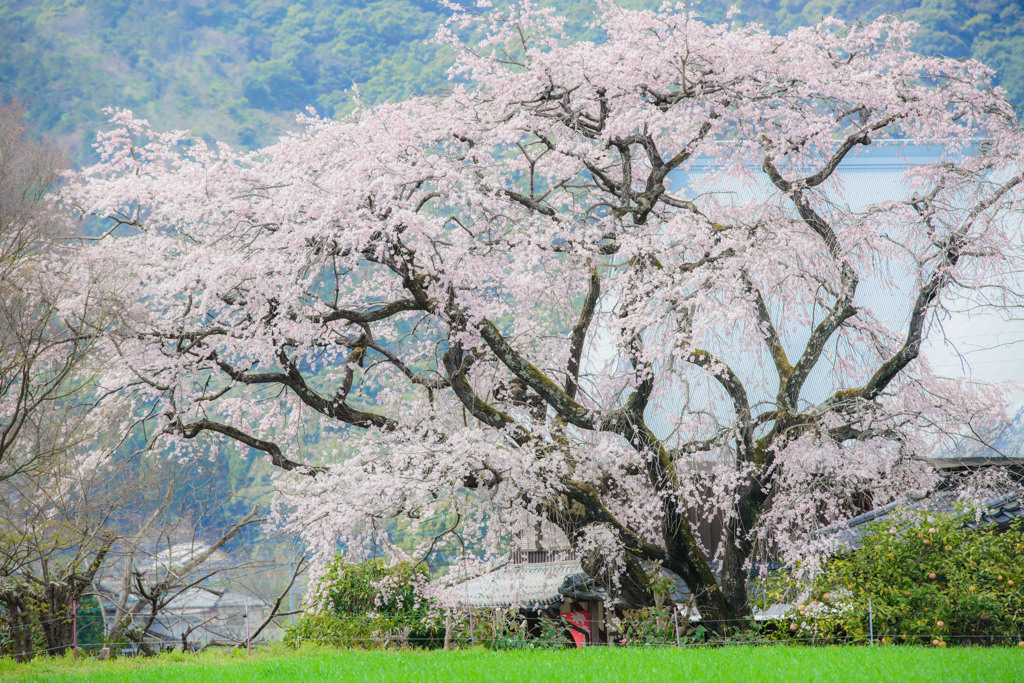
{"left": 779, "top": 513, "right": 1024, "bottom": 646}
{"left": 284, "top": 558, "right": 443, "bottom": 649}
{"left": 317, "top": 557, "right": 429, "bottom": 617}
{"left": 620, "top": 606, "right": 676, "bottom": 645}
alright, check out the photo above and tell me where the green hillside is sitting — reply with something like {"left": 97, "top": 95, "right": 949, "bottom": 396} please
{"left": 2, "top": 1, "right": 1022, "bottom": 165}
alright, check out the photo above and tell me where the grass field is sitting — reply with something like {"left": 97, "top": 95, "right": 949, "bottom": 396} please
{"left": 2, "top": 646, "right": 1022, "bottom": 682}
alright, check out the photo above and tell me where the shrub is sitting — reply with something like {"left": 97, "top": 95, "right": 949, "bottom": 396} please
{"left": 285, "top": 558, "right": 443, "bottom": 649}
{"left": 780, "top": 513, "right": 1024, "bottom": 646}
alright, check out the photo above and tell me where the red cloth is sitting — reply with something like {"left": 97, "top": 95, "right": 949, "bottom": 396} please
{"left": 563, "top": 610, "right": 591, "bottom": 648}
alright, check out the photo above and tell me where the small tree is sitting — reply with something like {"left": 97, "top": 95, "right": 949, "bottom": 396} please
{"left": 0, "top": 455, "right": 119, "bottom": 660}
{"left": 0, "top": 97, "right": 116, "bottom": 661}
{"left": 286, "top": 558, "right": 439, "bottom": 649}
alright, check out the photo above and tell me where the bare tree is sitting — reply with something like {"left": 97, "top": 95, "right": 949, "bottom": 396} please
{"left": 103, "top": 505, "right": 260, "bottom": 654}
{"left": 0, "top": 448, "right": 293, "bottom": 659}
{"left": 92, "top": 455, "right": 304, "bottom": 654}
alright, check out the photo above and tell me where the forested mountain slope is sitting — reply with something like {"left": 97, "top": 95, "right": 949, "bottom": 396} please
{"left": 2, "top": 0, "right": 1022, "bottom": 164}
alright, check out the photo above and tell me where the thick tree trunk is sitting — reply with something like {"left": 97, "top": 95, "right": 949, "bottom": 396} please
{"left": 719, "top": 479, "right": 770, "bottom": 622}
{"left": 720, "top": 543, "right": 752, "bottom": 621}
{"left": 2, "top": 591, "right": 36, "bottom": 662}
{"left": 38, "top": 583, "right": 74, "bottom": 657}
{"left": 32, "top": 537, "right": 115, "bottom": 657}
{"left": 663, "top": 552, "right": 737, "bottom": 631}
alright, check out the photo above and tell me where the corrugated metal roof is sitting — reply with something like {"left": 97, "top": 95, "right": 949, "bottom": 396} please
{"left": 94, "top": 581, "right": 255, "bottom": 612}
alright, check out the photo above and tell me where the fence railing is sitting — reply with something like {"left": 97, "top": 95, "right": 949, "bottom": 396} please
{"left": 4, "top": 601, "right": 1024, "bottom": 661}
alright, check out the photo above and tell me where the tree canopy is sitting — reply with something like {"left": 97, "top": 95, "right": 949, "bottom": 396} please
{"left": 64, "top": 2, "right": 1024, "bottom": 622}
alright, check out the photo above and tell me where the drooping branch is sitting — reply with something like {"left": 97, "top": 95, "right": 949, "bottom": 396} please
{"left": 363, "top": 338, "right": 449, "bottom": 390}
{"left": 685, "top": 349, "right": 754, "bottom": 458}
{"left": 795, "top": 116, "right": 894, "bottom": 189}
{"left": 781, "top": 265, "right": 858, "bottom": 411}
{"left": 214, "top": 353, "right": 397, "bottom": 431}
{"left": 313, "top": 299, "right": 422, "bottom": 324}
{"left": 741, "top": 273, "right": 793, "bottom": 383}
{"left": 554, "top": 480, "right": 668, "bottom": 562}
{"left": 760, "top": 149, "right": 865, "bottom": 410}
{"left": 833, "top": 173, "right": 1022, "bottom": 404}
{"left": 620, "top": 263, "right": 655, "bottom": 418}
{"left": 442, "top": 341, "right": 531, "bottom": 444}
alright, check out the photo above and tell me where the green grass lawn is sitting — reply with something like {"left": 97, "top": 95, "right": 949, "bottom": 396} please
{"left": 2, "top": 646, "right": 1022, "bottom": 682}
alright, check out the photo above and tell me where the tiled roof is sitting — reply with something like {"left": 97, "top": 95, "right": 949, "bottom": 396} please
{"left": 968, "top": 493, "right": 1024, "bottom": 530}
{"left": 810, "top": 491, "right": 1024, "bottom": 551}
{"left": 443, "top": 559, "right": 587, "bottom": 609}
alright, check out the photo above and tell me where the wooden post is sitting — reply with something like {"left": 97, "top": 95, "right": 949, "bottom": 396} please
{"left": 673, "top": 606, "right": 681, "bottom": 648}
{"left": 72, "top": 600, "right": 78, "bottom": 661}
{"left": 444, "top": 612, "right": 452, "bottom": 650}
{"left": 868, "top": 598, "right": 874, "bottom": 647}
{"left": 245, "top": 597, "right": 251, "bottom": 655}
{"left": 594, "top": 602, "right": 605, "bottom": 646}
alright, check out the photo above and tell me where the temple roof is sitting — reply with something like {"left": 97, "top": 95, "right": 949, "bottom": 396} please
{"left": 442, "top": 559, "right": 588, "bottom": 609}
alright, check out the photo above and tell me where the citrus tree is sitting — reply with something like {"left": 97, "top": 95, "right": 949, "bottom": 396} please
{"left": 784, "top": 514, "right": 1024, "bottom": 646}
